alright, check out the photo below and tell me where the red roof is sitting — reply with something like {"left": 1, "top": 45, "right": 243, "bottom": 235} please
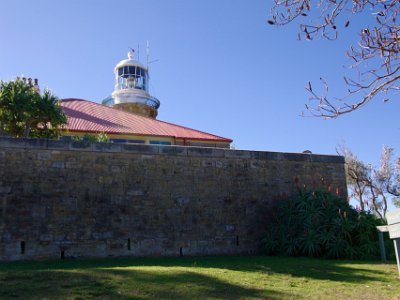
{"left": 60, "top": 99, "right": 232, "bottom": 143}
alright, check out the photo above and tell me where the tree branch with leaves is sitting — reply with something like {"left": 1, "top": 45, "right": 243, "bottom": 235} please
{"left": 0, "top": 79, "right": 66, "bottom": 138}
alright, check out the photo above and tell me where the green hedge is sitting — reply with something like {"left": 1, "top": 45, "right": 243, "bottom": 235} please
{"left": 262, "top": 189, "right": 394, "bottom": 260}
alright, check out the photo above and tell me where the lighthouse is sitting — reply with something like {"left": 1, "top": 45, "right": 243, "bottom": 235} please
{"left": 61, "top": 49, "right": 232, "bottom": 147}
{"left": 102, "top": 50, "right": 160, "bottom": 118}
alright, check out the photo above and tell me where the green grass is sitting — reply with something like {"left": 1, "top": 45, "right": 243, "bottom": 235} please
{"left": 0, "top": 256, "right": 399, "bottom": 299}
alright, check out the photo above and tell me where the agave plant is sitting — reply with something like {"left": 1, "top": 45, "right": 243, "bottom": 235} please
{"left": 299, "top": 229, "right": 322, "bottom": 257}
{"left": 262, "top": 186, "right": 386, "bottom": 260}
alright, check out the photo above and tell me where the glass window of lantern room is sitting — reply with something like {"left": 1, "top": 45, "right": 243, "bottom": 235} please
{"left": 118, "top": 68, "right": 123, "bottom": 76}
{"left": 117, "top": 76, "right": 124, "bottom": 89}
{"left": 143, "top": 77, "right": 147, "bottom": 90}
{"left": 123, "top": 66, "right": 129, "bottom": 77}
{"left": 135, "top": 77, "right": 143, "bottom": 90}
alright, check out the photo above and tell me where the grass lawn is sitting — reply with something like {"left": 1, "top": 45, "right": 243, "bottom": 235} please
{"left": 0, "top": 255, "right": 399, "bottom": 299}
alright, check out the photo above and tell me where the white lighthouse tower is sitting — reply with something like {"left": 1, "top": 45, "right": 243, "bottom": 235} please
{"left": 102, "top": 49, "right": 160, "bottom": 118}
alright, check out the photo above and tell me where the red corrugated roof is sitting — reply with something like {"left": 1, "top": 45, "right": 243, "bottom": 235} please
{"left": 60, "top": 99, "right": 232, "bottom": 143}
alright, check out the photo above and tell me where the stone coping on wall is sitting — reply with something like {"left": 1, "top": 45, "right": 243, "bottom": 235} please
{"left": 0, "top": 137, "right": 344, "bottom": 164}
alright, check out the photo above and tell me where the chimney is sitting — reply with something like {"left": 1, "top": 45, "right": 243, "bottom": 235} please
{"left": 33, "top": 78, "right": 40, "bottom": 93}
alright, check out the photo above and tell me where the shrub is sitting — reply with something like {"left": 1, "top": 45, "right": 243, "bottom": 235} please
{"left": 262, "top": 189, "right": 391, "bottom": 260}
{"left": 97, "top": 132, "right": 109, "bottom": 143}
{"left": 81, "top": 133, "right": 97, "bottom": 142}
{"left": 73, "top": 132, "right": 109, "bottom": 143}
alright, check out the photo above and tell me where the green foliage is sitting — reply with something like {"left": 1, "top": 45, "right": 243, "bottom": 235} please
{"left": 81, "top": 133, "right": 97, "bottom": 142}
{"left": 74, "top": 132, "right": 110, "bottom": 143}
{"left": 0, "top": 80, "right": 66, "bottom": 138}
{"left": 97, "top": 132, "right": 109, "bottom": 143}
{"left": 262, "top": 189, "right": 392, "bottom": 260}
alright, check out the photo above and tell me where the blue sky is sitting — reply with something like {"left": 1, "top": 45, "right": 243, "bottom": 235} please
{"left": 0, "top": 0, "right": 398, "bottom": 167}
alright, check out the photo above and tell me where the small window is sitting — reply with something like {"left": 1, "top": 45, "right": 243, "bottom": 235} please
{"left": 128, "top": 140, "right": 145, "bottom": 144}
{"left": 118, "top": 68, "right": 123, "bottom": 76}
{"left": 110, "top": 138, "right": 128, "bottom": 143}
{"left": 20, "top": 241, "right": 25, "bottom": 254}
{"left": 149, "top": 141, "right": 171, "bottom": 145}
{"left": 110, "top": 139, "right": 145, "bottom": 144}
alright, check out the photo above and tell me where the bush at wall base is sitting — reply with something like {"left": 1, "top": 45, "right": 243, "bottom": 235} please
{"left": 262, "top": 189, "right": 394, "bottom": 260}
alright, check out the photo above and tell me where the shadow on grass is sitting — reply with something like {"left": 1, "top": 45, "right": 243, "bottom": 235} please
{"left": 0, "top": 267, "right": 286, "bottom": 299}
{"left": 0, "top": 255, "right": 395, "bottom": 286}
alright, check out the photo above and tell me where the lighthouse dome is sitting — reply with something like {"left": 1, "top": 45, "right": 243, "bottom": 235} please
{"left": 114, "top": 50, "right": 147, "bottom": 73}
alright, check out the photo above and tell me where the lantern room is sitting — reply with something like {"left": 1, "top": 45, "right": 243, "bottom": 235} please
{"left": 115, "top": 51, "right": 148, "bottom": 91}
{"left": 102, "top": 49, "right": 160, "bottom": 119}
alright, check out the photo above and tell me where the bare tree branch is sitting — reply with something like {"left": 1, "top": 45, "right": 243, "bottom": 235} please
{"left": 269, "top": 0, "right": 400, "bottom": 118}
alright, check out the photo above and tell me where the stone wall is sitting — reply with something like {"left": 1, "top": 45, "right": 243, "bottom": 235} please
{"left": 0, "top": 137, "right": 347, "bottom": 261}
